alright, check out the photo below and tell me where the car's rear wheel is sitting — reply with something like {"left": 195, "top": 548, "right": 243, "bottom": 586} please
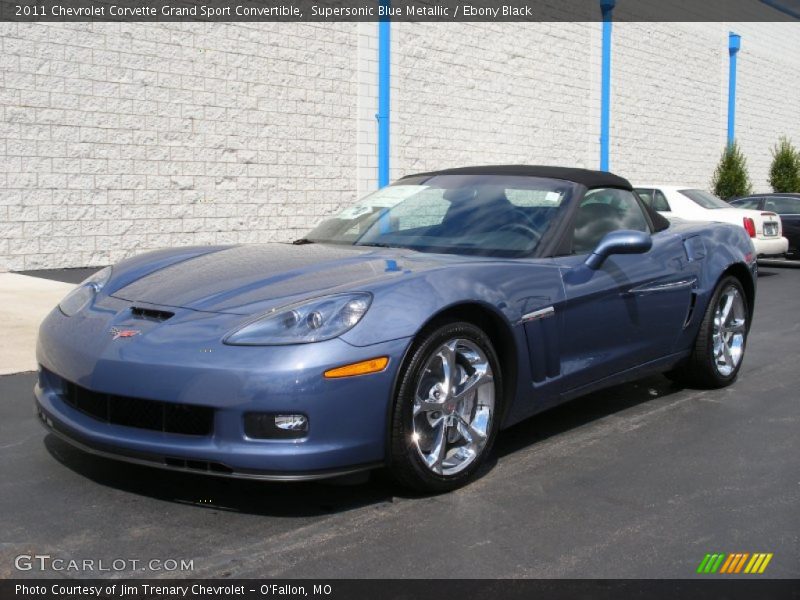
{"left": 389, "top": 321, "right": 502, "bottom": 492}
{"left": 667, "top": 276, "right": 749, "bottom": 388}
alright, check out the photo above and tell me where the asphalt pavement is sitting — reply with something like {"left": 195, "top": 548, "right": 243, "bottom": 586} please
{"left": 1, "top": 266, "right": 798, "bottom": 579}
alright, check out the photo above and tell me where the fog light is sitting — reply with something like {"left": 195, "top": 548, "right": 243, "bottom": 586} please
{"left": 274, "top": 414, "right": 308, "bottom": 431}
{"left": 244, "top": 412, "right": 308, "bottom": 439}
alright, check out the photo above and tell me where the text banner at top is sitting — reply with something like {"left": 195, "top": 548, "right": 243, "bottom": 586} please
{"left": 2, "top": 0, "right": 800, "bottom": 22}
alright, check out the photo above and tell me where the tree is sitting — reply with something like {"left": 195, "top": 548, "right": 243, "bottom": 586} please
{"left": 768, "top": 136, "right": 800, "bottom": 193}
{"left": 711, "top": 141, "right": 752, "bottom": 200}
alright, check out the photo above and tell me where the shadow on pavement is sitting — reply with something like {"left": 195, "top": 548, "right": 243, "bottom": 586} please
{"left": 493, "top": 374, "right": 679, "bottom": 460}
{"left": 43, "top": 434, "right": 396, "bottom": 517}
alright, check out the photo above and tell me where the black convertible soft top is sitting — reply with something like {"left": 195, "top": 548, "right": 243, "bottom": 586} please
{"left": 403, "top": 165, "right": 633, "bottom": 190}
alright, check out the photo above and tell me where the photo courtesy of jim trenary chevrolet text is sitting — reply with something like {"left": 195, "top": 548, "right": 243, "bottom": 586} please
{"left": 0, "top": 0, "right": 798, "bottom": 599}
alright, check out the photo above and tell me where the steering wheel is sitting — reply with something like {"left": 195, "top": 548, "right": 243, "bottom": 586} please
{"left": 497, "top": 222, "right": 542, "bottom": 245}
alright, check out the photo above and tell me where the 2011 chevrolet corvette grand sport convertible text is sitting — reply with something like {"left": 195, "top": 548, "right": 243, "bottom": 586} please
{"left": 35, "top": 166, "right": 757, "bottom": 492}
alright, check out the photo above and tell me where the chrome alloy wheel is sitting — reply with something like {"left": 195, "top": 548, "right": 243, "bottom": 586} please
{"left": 712, "top": 285, "right": 747, "bottom": 377}
{"left": 411, "top": 338, "right": 495, "bottom": 476}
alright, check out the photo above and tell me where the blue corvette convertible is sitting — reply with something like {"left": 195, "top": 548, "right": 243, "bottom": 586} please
{"left": 36, "top": 166, "right": 757, "bottom": 492}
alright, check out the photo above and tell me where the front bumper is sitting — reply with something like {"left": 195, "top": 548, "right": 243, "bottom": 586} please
{"left": 753, "top": 236, "right": 789, "bottom": 258}
{"left": 34, "top": 401, "right": 381, "bottom": 481}
{"left": 35, "top": 297, "right": 411, "bottom": 480}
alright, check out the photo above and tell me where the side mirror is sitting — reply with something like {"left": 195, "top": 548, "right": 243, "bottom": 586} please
{"left": 584, "top": 230, "right": 652, "bottom": 270}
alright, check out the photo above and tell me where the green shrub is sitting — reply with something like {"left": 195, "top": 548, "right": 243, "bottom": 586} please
{"left": 768, "top": 136, "right": 800, "bottom": 193}
{"left": 711, "top": 141, "right": 752, "bottom": 200}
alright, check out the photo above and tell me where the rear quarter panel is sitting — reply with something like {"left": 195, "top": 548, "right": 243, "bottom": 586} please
{"left": 671, "top": 220, "right": 757, "bottom": 352}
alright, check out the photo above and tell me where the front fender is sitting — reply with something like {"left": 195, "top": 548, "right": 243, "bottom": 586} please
{"left": 341, "top": 261, "right": 563, "bottom": 347}
{"left": 340, "top": 260, "right": 567, "bottom": 428}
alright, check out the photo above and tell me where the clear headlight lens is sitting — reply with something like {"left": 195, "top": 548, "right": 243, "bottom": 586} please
{"left": 58, "top": 266, "right": 112, "bottom": 317}
{"left": 225, "top": 293, "right": 372, "bottom": 346}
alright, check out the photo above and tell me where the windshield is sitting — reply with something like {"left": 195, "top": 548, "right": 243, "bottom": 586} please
{"left": 305, "top": 175, "right": 577, "bottom": 256}
{"left": 679, "top": 189, "right": 730, "bottom": 210}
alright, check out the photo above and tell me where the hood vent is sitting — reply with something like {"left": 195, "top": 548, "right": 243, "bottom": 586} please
{"left": 130, "top": 306, "right": 174, "bottom": 322}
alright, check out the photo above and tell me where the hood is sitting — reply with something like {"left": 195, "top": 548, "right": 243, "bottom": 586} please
{"left": 110, "top": 243, "right": 448, "bottom": 314}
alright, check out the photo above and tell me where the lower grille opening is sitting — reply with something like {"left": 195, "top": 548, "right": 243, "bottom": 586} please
{"left": 62, "top": 380, "right": 214, "bottom": 436}
{"left": 164, "top": 457, "right": 233, "bottom": 474}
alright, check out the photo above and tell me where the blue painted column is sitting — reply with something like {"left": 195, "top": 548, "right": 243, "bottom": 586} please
{"left": 727, "top": 32, "right": 741, "bottom": 146}
{"left": 599, "top": 0, "right": 615, "bottom": 172}
{"left": 377, "top": 2, "right": 391, "bottom": 188}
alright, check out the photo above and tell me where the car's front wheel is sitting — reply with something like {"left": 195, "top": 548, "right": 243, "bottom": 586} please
{"left": 389, "top": 321, "right": 503, "bottom": 493}
{"left": 668, "top": 275, "right": 749, "bottom": 388}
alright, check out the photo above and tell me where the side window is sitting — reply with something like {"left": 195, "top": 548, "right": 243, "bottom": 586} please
{"left": 571, "top": 188, "right": 650, "bottom": 254}
{"left": 734, "top": 198, "right": 762, "bottom": 210}
{"left": 653, "top": 190, "right": 671, "bottom": 212}
{"left": 764, "top": 197, "right": 800, "bottom": 215}
{"left": 634, "top": 188, "right": 655, "bottom": 208}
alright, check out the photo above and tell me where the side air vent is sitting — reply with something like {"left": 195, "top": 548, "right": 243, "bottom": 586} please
{"left": 683, "top": 292, "right": 698, "bottom": 328}
{"left": 131, "top": 307, "right": 174, "bottom": 322}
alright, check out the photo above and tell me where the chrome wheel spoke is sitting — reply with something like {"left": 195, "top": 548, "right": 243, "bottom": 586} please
{"left": 414, "top": 398, "right": 444, "bottom": 416}
{"left": 424, "top": 420, "right": 449, "bottom": 474}
{"left": 726, "top": 320, "right": 746, "bottom": 335}
{"left": 456, "top": 414, "right": 486, "bottom": 446}
{"left": 720, "top": 291, "right": 735, "bottom": 325}
{"left": 721, "top": 340, "right": 734, "bottom": 368}
{"left": 439, "top": 342, "right": 457, "bottom": 394}
{"left": 453, "top": 367, "right": 492, "bottom": 402}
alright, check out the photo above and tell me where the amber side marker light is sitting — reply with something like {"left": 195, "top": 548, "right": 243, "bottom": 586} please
{"left": 324, "top": 357, "right": 389, "bottom": 378}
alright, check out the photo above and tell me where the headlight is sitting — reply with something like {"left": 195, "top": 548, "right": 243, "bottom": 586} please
{"left": 224, "top": 293, "right": 372, "bottom": 346}
{"left": 58, "top": 266, "right": 112, "bottom": 317}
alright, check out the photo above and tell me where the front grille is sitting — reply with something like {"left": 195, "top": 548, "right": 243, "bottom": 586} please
{"left": 164, "top": 457, "right": 233, "bottom": 474}
{"left": 62, "top": 380, "right": 214, "bottom": 436}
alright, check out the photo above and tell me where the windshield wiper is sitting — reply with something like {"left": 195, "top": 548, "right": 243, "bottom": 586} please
{"left": 356, "top": 242, "right": 394, "bottom": 248}
{"left": 292, "top": 238, "right": 315, "bottom": 245}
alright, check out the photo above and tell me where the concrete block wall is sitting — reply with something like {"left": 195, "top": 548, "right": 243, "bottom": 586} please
{"left": 1, "top": 20, "right": 799, "bottom": 271}
{"left": 391, "top": 22, "right": 599, "bottom": 179}
{"left": 734, "top": 22, "right": 800, "bottom": 190}
{"left": 610, "top": 22, "right": 728, "bottom": 188}
{"left": 612, "top": 21, "right": 800, "bottom": 190}
{"left": 1, "top": 22, "right": 361, "bottom": 271}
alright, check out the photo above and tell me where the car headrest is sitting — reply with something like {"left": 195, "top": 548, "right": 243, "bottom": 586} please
{"left": 575, "top": 202, "right": 619, "bottom": 228}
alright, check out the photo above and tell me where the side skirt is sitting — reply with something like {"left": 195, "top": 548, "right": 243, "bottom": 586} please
{"left": 501, "top": 350, "right": 690, "bottom": 428}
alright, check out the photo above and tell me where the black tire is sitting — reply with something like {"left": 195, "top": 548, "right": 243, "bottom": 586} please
{"left": 667, "top": 276, "right": 749, "bottom": 389}
{"left": 389, "top": 321, "right": 503, "bottom": 493}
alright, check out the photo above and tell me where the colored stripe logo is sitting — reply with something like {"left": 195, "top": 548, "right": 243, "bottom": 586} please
{"left": 696, "top": 553, "right": 773, "bottom": 574}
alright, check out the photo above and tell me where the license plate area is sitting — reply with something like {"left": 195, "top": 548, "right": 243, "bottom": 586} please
{"left": 764, "top": 223, "right": 778, "bottom": 237}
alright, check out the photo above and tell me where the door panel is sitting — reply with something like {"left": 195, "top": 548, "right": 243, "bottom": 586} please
{"left": 556, "top": 233, "right": 693, "bottom": 392}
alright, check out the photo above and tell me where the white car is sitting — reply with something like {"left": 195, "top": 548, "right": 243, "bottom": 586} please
{"left": 634, "top": 185, "right": 789, "bottom": 258}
